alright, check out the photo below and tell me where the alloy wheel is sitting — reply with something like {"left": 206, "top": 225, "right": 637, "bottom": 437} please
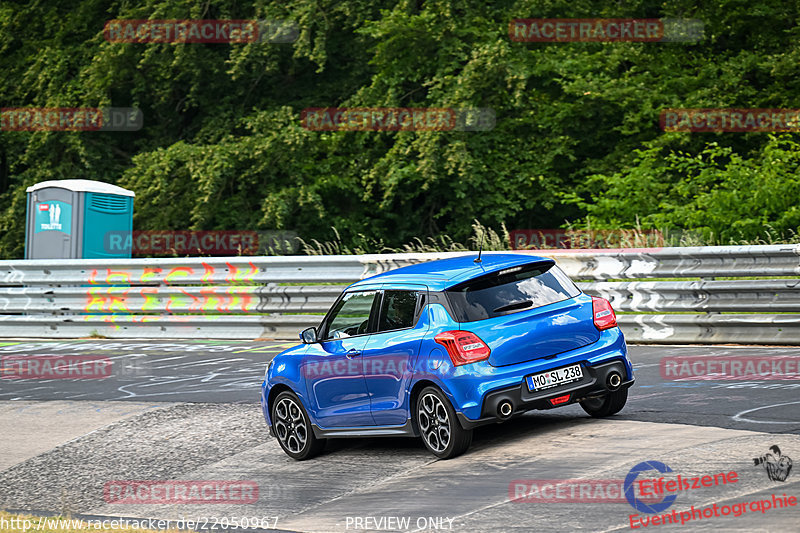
{"left": 273, "top": 397, "right": 308, "bottom": 454}
{"left": 418, "top": 392, "right": 451, "bottom": 453}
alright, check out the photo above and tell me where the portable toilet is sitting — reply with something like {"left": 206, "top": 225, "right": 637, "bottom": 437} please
{"left": 25, "top": 179, "right": 135, "bottom": 259}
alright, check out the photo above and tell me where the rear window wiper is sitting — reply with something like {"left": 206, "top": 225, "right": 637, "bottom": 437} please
{"left": 492, "top": 299, "right": 534, "bottom": 313}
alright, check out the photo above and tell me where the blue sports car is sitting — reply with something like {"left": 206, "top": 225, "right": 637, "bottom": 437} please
{"left": 261, "top": 253, "right": 633, "bottom": 460}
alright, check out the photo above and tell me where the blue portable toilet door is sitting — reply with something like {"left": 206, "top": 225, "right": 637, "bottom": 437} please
{"left": 82, "top": 192, "right": 134, "bottom": 258}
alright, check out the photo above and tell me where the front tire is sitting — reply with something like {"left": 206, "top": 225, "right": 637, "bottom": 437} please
{"left": 580, "top": 388, "right": 628, "bottom": 418}
{"left": 415, "top": 387, "right": 472, "bottom": 459}
{"left": 272, "top": 391, "right": 326, "bottom": 460}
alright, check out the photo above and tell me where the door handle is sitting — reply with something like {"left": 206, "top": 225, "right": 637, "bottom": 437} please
{"left": 346, "top": 349, "right": 361, "bottom": 358}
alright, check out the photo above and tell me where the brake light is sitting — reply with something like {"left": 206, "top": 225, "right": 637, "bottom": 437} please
{"left": 434, "top": 330, "right": 491, "bottom": 366}
{"left": 591, "top": 296, "right": 617, "bottom": 330}
{"left": 549, "top": 394, "right": 571, "bottom": 406}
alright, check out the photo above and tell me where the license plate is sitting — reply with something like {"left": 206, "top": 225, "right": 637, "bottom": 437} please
{"left": 526, "top": 364, "right": 583, "bottom": 391}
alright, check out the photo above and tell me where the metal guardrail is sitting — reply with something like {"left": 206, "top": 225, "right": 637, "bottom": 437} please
{"left": 582, "top": 279, "right": 800, "bottom": 313}
{"left": 616, "top": 314, "right": 800, "bottom": 345}
{"left": 0, "top": 286, "right": 342, "bottom": 314}
{"left": 531, "top": 244, "right": 800, "bottom": 279}
{"left": 0, "top": 245, "right": 798, "bottom": 343}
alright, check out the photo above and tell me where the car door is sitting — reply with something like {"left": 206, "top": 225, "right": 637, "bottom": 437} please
{"left": 361, "top": 285, "right": 429, "bottom": 426}
{"left": 303, "top": 289, "right": 379, "bottom": 428}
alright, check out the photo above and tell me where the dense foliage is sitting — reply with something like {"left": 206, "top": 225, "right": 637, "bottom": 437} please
{"left": 2, "top": 0, "right": 800, "bottom": 257}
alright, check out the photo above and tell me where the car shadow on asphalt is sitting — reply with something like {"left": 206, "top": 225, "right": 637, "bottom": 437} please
{"left": 317, "top": 408, "right": 595, "bottom": 458}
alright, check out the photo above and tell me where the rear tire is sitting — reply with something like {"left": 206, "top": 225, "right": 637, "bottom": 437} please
{"left": 272, "top": 391, "right": 326, "bottom": 460}
{"left": 415, "top": 387, "right": 472, "bottom": 459}
{"left": 580, "top": 388, "right": 628, "bottom": 418}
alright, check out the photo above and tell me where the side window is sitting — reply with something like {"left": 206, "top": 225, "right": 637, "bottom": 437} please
{"left": 323, "top": 291, "right": 378, "bottom": 339}
{"left": 377, "top": 290, "right": 420, "bottom": 332}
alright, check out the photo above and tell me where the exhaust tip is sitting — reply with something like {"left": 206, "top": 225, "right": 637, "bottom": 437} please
{"left": 498, "top": 400, "right": 513, "bottom": 419}
{"left": 607, "top": 371, "right": 622, "bottom": 391}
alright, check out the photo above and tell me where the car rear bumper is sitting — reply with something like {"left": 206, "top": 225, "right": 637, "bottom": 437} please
{"left": 456, "top": 359, "right": 633, "bottom": 429}
{"left": 445, "top": 327, "right": 632, "bottom": 424}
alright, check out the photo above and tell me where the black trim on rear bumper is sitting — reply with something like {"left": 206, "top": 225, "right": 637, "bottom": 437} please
{"left": 456, "top": 360, "right": 633, "bottom": 430}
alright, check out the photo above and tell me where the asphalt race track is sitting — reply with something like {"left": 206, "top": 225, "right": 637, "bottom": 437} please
{"left": 1, "top": 339, "right": 799, "bottom": 532}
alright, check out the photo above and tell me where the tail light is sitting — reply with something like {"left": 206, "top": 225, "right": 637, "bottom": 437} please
{"left": 591, "top": 296, "right": 617, "bottom": 330}
{"left": 434, "top": 330, "right": 491, "bottom": 366}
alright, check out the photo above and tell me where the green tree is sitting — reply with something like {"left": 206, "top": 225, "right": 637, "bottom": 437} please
{"left": 2, "top": 0, "right": 800, "bottom": 257}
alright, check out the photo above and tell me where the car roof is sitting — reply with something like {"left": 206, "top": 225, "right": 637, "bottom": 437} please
{"left": 347, "top": 253, "right": 555, "bottom": 291}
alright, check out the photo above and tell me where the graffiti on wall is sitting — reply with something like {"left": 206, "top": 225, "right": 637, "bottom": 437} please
{"left": 84, "top": 262, "right": 260, "bottom": 322}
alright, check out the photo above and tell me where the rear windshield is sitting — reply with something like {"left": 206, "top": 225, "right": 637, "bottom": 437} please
{"left": 445, "top": 262, "right": 581, "bottom": 322}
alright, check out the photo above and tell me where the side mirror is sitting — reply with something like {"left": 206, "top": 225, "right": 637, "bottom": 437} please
{"left": 300, "top": 327, "right": 318, "bottom": 344}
